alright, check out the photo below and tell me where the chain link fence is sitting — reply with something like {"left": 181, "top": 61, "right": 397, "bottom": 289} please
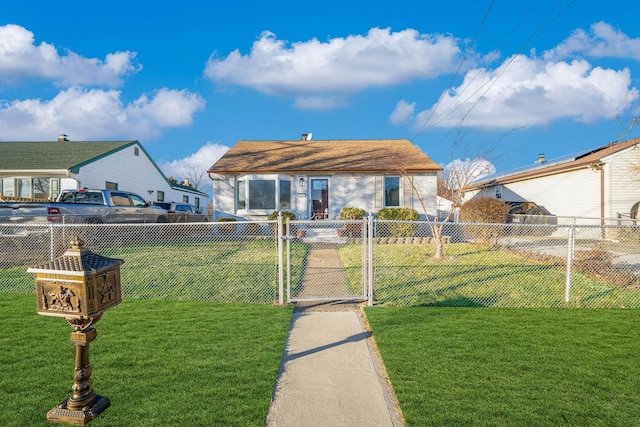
{"left": 370, "top": 218, "right": 640, "bottom": 307}
{"left": 0, "top": 221, "right": 280, "bottom": 304}
{"left": 286, "top": 220, "right": 367, "bottom": 302}
{"left": 2, "top": 217, "right": 640, "bottom": 308}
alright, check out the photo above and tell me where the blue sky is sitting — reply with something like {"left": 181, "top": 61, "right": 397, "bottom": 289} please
{"left": 2, "top": 0, "right": 640, "bottom": 194}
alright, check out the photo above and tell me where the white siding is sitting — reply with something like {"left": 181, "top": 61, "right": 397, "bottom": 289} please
{"left": 211, "top": 174, "right": 236, "bottom": 219}
{"left": 504, "top": 168, "right": 601, "bottom": 217}
{"left": 75, "top": 144, "right": 208, "bottom": 207}
{"left": 605, "top": 148, "right": 640, "bottom": 218}
{"left": 212, "top": 172, "right": 438, "bottom": 220}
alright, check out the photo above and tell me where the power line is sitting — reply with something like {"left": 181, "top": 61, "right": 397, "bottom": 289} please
{"left": 412, "top": 0, "right": 496, "bottom": 140}
{"left": 414, "top": 0, "right": 576, "bottom": 140}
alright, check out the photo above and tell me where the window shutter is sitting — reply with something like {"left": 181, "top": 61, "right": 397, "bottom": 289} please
{"left": 374, "top": 176, "right": 383, "bottom": 209}
{"left": 403, "top": 176, "right": 413, "bottom": 208}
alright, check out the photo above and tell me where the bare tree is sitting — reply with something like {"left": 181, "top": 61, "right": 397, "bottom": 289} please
{"left": 179, "top": 164, "right": 208, "bottom": 191}
{"left": 618, "top": 114, "right": 640, "bottom": 141}
{"left": 394, "top": 127, "right": 500, "bottom": 259}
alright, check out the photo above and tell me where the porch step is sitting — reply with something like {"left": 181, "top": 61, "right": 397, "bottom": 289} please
{"left": 300, "top": 227, "right": 348, "bottom": 243}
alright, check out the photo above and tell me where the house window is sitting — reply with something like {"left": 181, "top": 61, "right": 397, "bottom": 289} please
{"left": 384, "top": 177, "right": 400, "bottom": 207}
{"left": 248, "top": 180, "right": 276, "bottom": 210}
{"left": 17, "top": 178, "right": 30, "bottom": 198}
{"left": 106, "top": 181, "right": 118, "bottom": 190}
{"left": 1, "top": 177, "right": 59, "bottom": 200}
{"left": 157, "top": 191, "right": 165, "bottom": 202}
{"left": 1, "top": 178, "right": 14, "bottom": 197}
{"left": 134, "top": 146, "right": 140, "bottom": 156}
{"left": 495, "top": 185, "right": 503, "bottom": 199}
{"left": 236, "top": 176, "right": 291, "bottom": 213}
{"left": 194, "top": 197, "right": 200, "bottom": 209}
{"left": 32, "top": 178, "right": 49, "bottom": 199}
{"left": 183, "top": 195, "right": 189, "bottom": 203}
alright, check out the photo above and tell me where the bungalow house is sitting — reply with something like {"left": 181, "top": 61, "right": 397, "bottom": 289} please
{"left": 464, "top": 137, "right": 640, "bottom": 220}
{"left": 207, "top": 138, "right": 442, "bottom": 220}
{"left": 0, "top": 138, "right": 209, "bottom": 210}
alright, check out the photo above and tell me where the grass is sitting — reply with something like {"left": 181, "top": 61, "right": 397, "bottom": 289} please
{"left": 4, "top": 239, "right": 640, "bottom": 307}
{"left": 365, "top": 307, "right": 640, "bottom": 426}
{"left": 1, "top": 239, "right": 310, "bottom": 304}
{"left": 0, "top": 294, "right": 292, "bottom": 427}
{"left": 339, "top": 242, "right": 640, "bottom": 307}
{"left": 5, "top": 291, "right": 640, "bottom": 426}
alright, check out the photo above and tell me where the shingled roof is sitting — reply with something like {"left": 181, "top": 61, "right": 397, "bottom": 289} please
{"left": 467, "top": 137, "right": 640, "bottom": 190}
{"left": 208, "top": 139, "right": 441, "bottom": 174}
{"left": 0, "top": 140, "right": 137, "bottom": 173}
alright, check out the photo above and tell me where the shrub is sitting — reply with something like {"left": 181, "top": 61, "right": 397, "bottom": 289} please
{"left": 267, "top": 211, "right": 296, "bottom": 222}
{"left": 459, "top": 198, "right": 510, "bottom": 245}
{"left": 267, "top": 211, "right": 296, "bottom": 234}
{"left": 376, "top": 208, "right": 419, "bottom": 237}
{"left": 340, "top": 207, "right": 366, "bottom": 237}
{"left": 459, "top": 198, "right": 510, "bottom": 223}
{"left": 339, "top": 207, "right": 366, "bottom": 219}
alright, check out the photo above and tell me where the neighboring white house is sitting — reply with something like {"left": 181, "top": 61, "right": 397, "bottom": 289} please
{"left": 208, "top": 138, "right": 442, "bottom": 220}
{"left": 0, "top": 138, "right": 209, "bottom": 210}
{"left": 464, "top": 137, "right": 640, "bottom": 220}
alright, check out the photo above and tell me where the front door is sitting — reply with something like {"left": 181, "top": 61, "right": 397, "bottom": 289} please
{"left": 310, "top": 178, "right": 329, "bottom": 220}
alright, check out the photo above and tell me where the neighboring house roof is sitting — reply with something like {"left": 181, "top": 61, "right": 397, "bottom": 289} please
{"left": 0, "top": 140, "right": 137, "bottom": 174}
{"left": 467, "top": 137, "right": 640, "bottom": 190}
{"left": 208, "top": 139, "right": 442, "bottom": 174}
{"left": 0, "top": 140, "right": 209, "bottom": 197}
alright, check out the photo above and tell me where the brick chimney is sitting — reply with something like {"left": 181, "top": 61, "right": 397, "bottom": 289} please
{"left": 57, "top": 134, "right": 69, "bottom": 142}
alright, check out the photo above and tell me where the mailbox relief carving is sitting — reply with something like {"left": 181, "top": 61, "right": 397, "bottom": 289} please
{"left": 98, "top": 277, "right": 115, "bottom": 304}
{"left": 44, "top": 283, "right": 81, "bottom": 313}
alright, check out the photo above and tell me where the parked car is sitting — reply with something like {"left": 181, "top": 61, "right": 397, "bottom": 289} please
{"left": 153, "top": 202, "right": 208, "bottom": 222}
{"left": 0, "top": 189, "right": 168, "bottom": 224}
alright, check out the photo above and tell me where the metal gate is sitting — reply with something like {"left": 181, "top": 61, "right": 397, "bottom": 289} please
{"left": 285, "top": 219, "right": 371, "bottom": 304}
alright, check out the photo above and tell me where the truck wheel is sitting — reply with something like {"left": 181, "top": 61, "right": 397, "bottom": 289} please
{"left": 156, "top": 215, "right": 169, "bottom": 223}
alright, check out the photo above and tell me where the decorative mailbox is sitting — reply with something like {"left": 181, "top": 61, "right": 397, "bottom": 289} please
{"left": 27, "top": 237, "right": 124, "bottom": 425}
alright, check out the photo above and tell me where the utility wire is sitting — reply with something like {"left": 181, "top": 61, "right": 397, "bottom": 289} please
{"left": 412, "top": 0, "right": 496, "bottom": 140}
{"left": 414, "top": 0, "right": 576, "bottom": 140}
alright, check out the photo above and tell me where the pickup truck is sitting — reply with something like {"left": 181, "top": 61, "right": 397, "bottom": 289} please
{"left": 0, "top": 189, "right": 169, "bottom": 224}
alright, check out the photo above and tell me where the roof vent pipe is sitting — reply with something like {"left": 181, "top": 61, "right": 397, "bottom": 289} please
{"left": 536, "top": 153, "right": 545, "bottom": 163}
{"left": 58, "top": 134, "right": 69, "bottom": 142}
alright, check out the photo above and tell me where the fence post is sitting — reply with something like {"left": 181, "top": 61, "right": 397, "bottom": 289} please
{"left": 565, "top": 218, "right": 576, "bottom": 303}
{"left": 49, "top": 223, "right": 55, "bottom": 261}
{"left": 278, "top": 213, "right": 284, "bottom": 306}
{"left": 367, "top": 214, "right": 374, "bottom": 307}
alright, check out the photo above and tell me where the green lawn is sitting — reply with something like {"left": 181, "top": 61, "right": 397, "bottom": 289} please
{"left": 0, "top": 239, "right": 309, "bottom": 304}
{"left": 365, "top": 307, "right": 640, "bottom": 426}
{"left": 4, "top": 292, "right": 640, "bottom": 426}
{"left": 0, "top": 294, "right": 292, "bottom": 427}
{"left": 340, "top": 242, "right": 640, "bottom": 307}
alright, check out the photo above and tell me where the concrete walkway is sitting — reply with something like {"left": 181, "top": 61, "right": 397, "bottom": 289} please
{"left": 266, "top": 302, "right": 404, "bottom": 427}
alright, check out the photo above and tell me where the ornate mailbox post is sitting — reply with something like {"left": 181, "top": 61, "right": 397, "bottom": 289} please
{"left": 28, "top": 237, "right": 123, "bottom": 425}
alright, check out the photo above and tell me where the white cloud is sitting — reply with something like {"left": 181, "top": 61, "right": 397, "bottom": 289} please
{"left": 0, "top": 87, "right": 206, "bottom": 140}
{"left": 544, "top": 22, "right": 640, "bottom": 62}
{"left": 205, "top": 28, "right": 462, "bottom": 110}
{"left": 442, "top": 158, "right": 496, "bottom": 189}
{"left": 412, "top": 55, "right": 639, "bottom": 130}
{"left": 0, "top": 24, "right": 140, "bottom": 86}
{"left": 158, "top": 142, "right": 230, "bottom": 193}
{"left": 389, "top": 99, "right": 416, "bottom": 124}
